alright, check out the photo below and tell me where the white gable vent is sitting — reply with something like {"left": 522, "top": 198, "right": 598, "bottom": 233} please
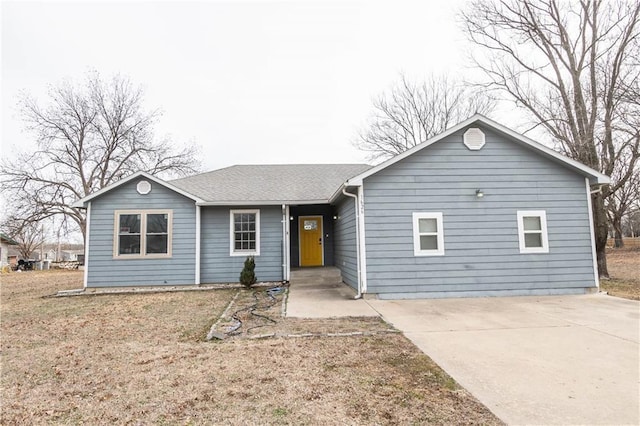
{"left": 137, "top": 180, "right": 152, "bottom": 195}
{"left": 463, "top": 128, "right": 485, "bottom": 150}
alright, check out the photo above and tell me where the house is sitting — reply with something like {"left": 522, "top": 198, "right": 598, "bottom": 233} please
{"left": 72, "top": 115, "right": 609, "bottom": 298}
{"left": 59, "top": 249, "right": 85, "bottom": 262}
{"left": 1, "top": 233, "right": 19, "bottom": 269}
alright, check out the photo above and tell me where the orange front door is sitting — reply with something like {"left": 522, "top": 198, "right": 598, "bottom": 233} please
{"left": 299, "top": 216, "right": 323, "bottom": 266}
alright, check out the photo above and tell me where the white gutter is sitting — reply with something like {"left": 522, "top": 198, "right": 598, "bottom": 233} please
{"left": 585, "top": 178, "right": 600, "bottom": 290}
{"left": 342, "top": 187, "right": 363, "bottom": 299}
{"left": 83, "top": 202, "right": 91, "bottom": 289}
{"left": 195, "top": 205, "right": 201, "bottom": 285}
{"left": 195, "top": 199, "right": 328, "bottom": 207}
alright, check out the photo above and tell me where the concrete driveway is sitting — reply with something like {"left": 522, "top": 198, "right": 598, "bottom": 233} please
{"left": 367, "top": 294, "right": 640, "bottom": 425}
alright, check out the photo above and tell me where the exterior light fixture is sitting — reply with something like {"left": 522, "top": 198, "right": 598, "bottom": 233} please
{"left": 333, "top": 215, "right": 338, "bottom": 220}
{"left": 476, "top": 189, "right": 484, "bottom": 198}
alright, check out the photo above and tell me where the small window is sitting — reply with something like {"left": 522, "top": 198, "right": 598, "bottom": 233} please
{"left": 517, "top": 210, "right": 549, "bottom": 253}
{"left": 230, "top": 209, "right": 260, "bottom": 256}
{"left": 412, "top": 212, "right": 444, "bottom": 256}
{"left": 114, "top": 210, "right": 172, "bottom": 258}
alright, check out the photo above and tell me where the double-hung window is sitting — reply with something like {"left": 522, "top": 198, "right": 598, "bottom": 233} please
{"left": 412, "top": 212, "right": 445, "bottom": 256}
{"left": 230, "top": 209, "right": 260, "bottom": 256}
{"left": 115, "top": 210, "right": 172, "bottom": 258}
{"left": 517, "top": 210, "right": 549, "bottom": 253}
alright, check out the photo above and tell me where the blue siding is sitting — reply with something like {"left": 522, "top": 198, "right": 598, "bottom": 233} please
{"left": 333, "top": 196, "right": 358, "bottom": 288}
{"left": 363, "top": 125, "right": 596, "bottom": 298}
{"left": 200, "top": 206, "right": 283, "bottom": 283}
{"left": 87, "top": 178, "right": 196, "bottom": 287}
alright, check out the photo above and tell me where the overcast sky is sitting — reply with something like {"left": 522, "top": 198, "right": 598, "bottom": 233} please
{"left": 0, "top": 0, "right": 491, "bottom": 173}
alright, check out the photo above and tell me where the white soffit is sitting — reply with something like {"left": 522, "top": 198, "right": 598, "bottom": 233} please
{"left": 464, "top": 127, "right": 485, "bottom": 150}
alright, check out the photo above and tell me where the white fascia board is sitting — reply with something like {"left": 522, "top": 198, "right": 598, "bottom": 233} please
{"left": 345, "top": 114, "right": 610, "bottom": 186}
{"left": 71, "top": 171, "right": 204, "bottom": 208}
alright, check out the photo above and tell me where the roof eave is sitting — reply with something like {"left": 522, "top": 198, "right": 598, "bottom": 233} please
{"left": 0, "top": 233, "right": 19, "bottom": 245}
{"left": 328, "top": 183, "right": 361, "bottom": 204}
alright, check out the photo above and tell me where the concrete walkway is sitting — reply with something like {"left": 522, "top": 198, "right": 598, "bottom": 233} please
{"left": 368, "top": 294, "right": 640, "bottom": 425}
{"left": 285, "top": 267, "right": 378, "bottom": 318}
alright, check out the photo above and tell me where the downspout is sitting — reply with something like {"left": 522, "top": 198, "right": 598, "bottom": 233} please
{"left": 195, "top": 205, "right": 201, "bottom": 285}
{"left": 281, "top": 204, "right": 290, "bottom": 283}
{"left": 585, "top": 178, "right": 599, "bottom": 290}
{"left": 83, "top": 202, "right": 91, "bottom": 289}
{"left": 342, "top": 188, "right": 362, "bottom": 299}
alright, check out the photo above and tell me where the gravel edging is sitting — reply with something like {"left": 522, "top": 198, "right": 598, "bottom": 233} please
{"left": 206, "top": 289, "right": 242, "bottom": 340}
{"left": 248, "top": 329, "right": 402, "bottom": 340}
{"left": 50, "top": 282, "right": 282, "bottom": 297}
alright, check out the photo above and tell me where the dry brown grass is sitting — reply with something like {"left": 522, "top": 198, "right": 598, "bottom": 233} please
{"left": 1, "top": 270, "right": 501, "bottom": 425}
{"left": 602, "top": 247, "right": 640, "bottom": 300}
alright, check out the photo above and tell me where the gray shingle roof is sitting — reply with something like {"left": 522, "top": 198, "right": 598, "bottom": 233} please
{"left": 170, "top": 164, "right": 371, "bottom": 204}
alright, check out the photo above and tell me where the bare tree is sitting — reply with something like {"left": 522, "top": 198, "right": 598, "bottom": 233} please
{"left": 0, "top": 72, "right": 201, "bottom": 241}
{"left": 355, "top": 74, "right": 495, "bottom": 161}
{"left": 461, "top": 0, "right": 640, "bottom": 277}
{"left": 607, "top": 162, "right": 639, "bottom": 247}
{"left": 2, "top": 217, "right": 45, "bottom": 260}
{"left": 622, "top": 208, "right": 640, "bottom": 238}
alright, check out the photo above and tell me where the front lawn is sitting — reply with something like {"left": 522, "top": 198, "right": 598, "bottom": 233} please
{"left": 601, "top": 247, "right": 640, "bottom": 300}
{"left": 1, "top": 270, "right": 501, "bottom": 424}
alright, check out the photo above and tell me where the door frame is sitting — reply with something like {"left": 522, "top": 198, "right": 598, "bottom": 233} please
{"left": 298, "top": 215, "right": 324, "bottom": 267}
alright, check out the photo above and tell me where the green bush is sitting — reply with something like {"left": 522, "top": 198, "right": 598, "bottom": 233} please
{"left": 239, "top": 256, "right": 257, "bottom": 288}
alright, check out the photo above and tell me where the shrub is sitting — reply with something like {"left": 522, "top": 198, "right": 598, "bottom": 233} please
{"left": 239, "top": 256, "right": 257, "bottom": 288}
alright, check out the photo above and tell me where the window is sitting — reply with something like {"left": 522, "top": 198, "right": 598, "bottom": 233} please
{"left": 118, "top": 213, "right": 141, "bottom": 255}
{"left": 230, "top": 209, "right": 260, "bottom": 256}
{"left": 146, "top": 213, "right": 169, "bottom": 254}
{"left": 517, "top": 210, "right": 549, "bottom": 253}
{"left": 412, "top": 212, "right": 444, "bottom": 256}
{"left": 114, "top": 210, "right": 172, "bottom": 258}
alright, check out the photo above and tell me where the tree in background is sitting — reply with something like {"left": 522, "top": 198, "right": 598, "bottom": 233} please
{"left": 2, "top": 217, "right": 45, "bottom": 260}
{"left": 0, "top": 72, "right": 200, "bottom": 242}
{"left": 607, "top": 163, "right": 639, "bottom": 247}
{"left": 355, "top": 74, "right": 495, "bottom": 161}
{"left": 461, "top": 0, "right": 640, "bottom": 277}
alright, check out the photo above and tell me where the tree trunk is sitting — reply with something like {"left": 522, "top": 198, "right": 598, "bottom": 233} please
{"left": 592, "top": 192, "right": 609, "bottom": 278}
{"left": 612, "top": 216, "right": 624, "bottom": 248}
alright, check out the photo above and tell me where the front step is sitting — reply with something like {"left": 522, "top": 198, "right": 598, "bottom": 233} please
{"left": 290, "top": 267, "right": 342, "bottom": 281}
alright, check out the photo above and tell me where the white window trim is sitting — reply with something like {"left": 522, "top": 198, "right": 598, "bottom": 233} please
{"left": 517, "top": 210, "right": 549, "bottom": 254}
{"left": 113, "top": 209, "right": 173, "bottom": 259}
{"left": 412, "top": 212, "right": 445, "bottom": 256}
{"left": 230, "top": 209, "right": 261, "bottom": 256}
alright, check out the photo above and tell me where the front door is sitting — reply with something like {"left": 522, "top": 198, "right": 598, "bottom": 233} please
{"left": 299, "top": 216, "right": 323, "bottom": 266}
